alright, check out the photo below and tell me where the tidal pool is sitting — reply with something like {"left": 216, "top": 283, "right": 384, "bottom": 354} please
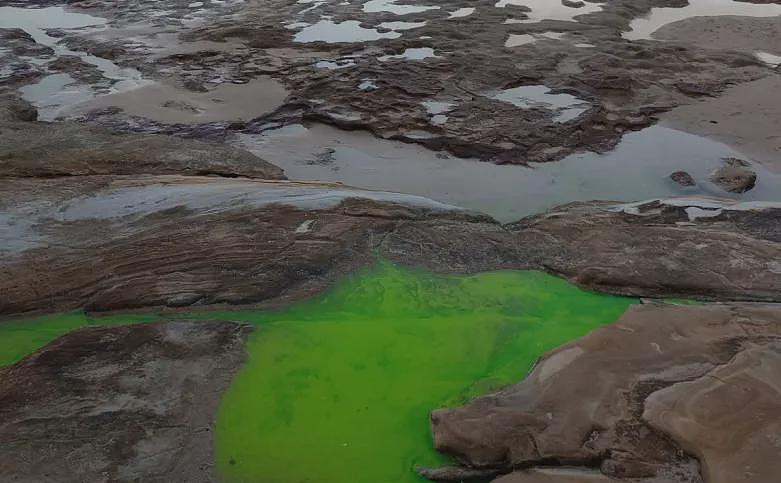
{"left": 239, "top": 123, "right": 781, "bottom": 222}
{"left": 0, "top": 263, "right": 636, "bottom": 482}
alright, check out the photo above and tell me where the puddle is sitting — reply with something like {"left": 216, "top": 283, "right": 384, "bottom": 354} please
{"left": 294, "top": 20, "right": 401, "bottom": 43}
{"left": 756, "top": 51, "right": 781, "bottom": 67}
{"left": 422, "top": 100, "right": 454, "bottom": 125}
{"left": 2, "top": 265, "right": 636, "bottom": 483}
{"left": 316, "top": 59, "right": 357, "bottom": 69}
{"left": 362, "top": 0, "right": 440, "bottom": 15}
{"left": 66, "top": 77, "right": 288, "bottom": 124}
{"left": 0, "top": 6, "right": 107, "bottom": 40}
{"left": 624, "top": 0, "right": 781, "bottom": 40}
{"left": 377, "top": 21, "right": 427, "bottom": 30}
{"left": 378, "top": 47, "right": 437, "bottom": 61}
{"left": 505, "top": 34, "right": 537, "bottom": 47}
{"left": 422, "top": 100, "right": 454, "bottom": 115}
{"left": 0, "top": 6, "right": 149, "bottom": 117}
{"left": 18, "top": 73, "right": 96, "bottom": 121}
{"left": 495, "top": 0, "right": 603, "bottom": 22}
{"left": 505, "top": 31, "right": 567, "bottom": 47}
{"left": 358, "top": 79, "right": 378, "bottom": 90}
{"left": 449, "top": 7, "right": 476, "bottom": 18}
{"left": 239, "top": 123, "right": 781, "bottom": 223}
{"left": 491, "top": 85, "right": 590, "bottom": 122}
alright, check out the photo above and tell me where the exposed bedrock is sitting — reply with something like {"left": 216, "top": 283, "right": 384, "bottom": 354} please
{"left": 1, "top": 177, "right": 779, "bottom": 316}
{"left": 422, "top": 303, "right": 781, "bottom": 483}
{"left": 510, "top": 198, "right": 781, "bottom": 302}
{"left": 0, "top": 320, "right": 252, "bottom": 482}
{"left": 0, "top": 175, "right": 519, "bottom": 315}
{"left": 0, "top": 99, "right": 285, "bottom": 180}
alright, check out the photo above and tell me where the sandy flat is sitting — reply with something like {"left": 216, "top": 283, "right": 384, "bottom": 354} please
{"left": 68, "top": 76, "right": 288, "bottom": 124}
{"left": 652, "top": 14, "right": 781, "bottom": 54}
{"left": 661, "top": 75, "right": 781, "bottom": 172}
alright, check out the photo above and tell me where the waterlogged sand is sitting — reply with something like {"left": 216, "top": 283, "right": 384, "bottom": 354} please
{"left": 68, "top": 77, "right": 289, "bottom": 123}
{"left": 662, "top": 75, "right": 781, "bottom": 172}
{"left": 652, "top": 15, "right": 781, "bottom": 54}
{"left": 0, "top": 263, "right": 636, "bottom": 483}
{"left": 624, "top": 0, "right": 781, "bottom": 40}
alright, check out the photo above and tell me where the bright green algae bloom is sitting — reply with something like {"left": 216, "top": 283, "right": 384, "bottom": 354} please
{"left": 0, "top": 311, "right": 162, "bottom": 367}
{"left": 0, "top": 262, "right": 636, "bottom": 482}
{"left": 206, "top": 263, "right": 636, "bottom": 483}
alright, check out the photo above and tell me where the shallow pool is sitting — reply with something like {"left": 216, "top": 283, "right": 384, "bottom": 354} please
{"left": 1, "top": 263, "right": 636, "bottom": 482}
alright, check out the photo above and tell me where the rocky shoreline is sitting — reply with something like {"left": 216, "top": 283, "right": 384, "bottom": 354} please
{"left": 1, "top": 0, "right": 780, "bottom": 482}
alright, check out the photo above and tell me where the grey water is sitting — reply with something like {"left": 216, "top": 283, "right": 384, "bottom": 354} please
{"left": 0, "top": 6, "right": 148, "bottom": 119}
{"left": 239, "top": 123, "right": 781, "bottom": 223}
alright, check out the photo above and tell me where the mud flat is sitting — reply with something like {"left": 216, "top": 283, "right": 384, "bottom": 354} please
{"left": 67, "top": 76, "right": 289, "bottom": 124}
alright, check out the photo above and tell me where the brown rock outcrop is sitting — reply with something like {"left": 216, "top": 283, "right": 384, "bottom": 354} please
{"left": 0, "top": 117, "right": 285, "bottom": 180}
{"left": 644, "top": 343, "right": 781, "bottom": 483}
{"left": 0, "top": 175, "right": 521, "bottom": 316}
{"left": 423, "top": 303, "right": 781, "bottom": 482}
{"left": 3, "top": 183, "right": 779, "bottom": 317}
{"left": 511, "top": 198, "right": 781, "bottom": 301}
{"left": 0, "top": 320, "right": 251, "bottom": 482}
{"left": 710, "top": 158, "right": 757, "bottom": 193}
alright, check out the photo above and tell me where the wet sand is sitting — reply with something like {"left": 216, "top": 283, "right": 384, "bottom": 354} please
{"left": 645, "top": 13, "right": 781, "bottom": 172}
{"left": 651, "top": 14, "right": 781, "bottom": 54}
{"left": 68, "top": 77, "right": 289, "bottom": 123}
{"left": 662, "top": 75, "right": 781, "bottom": 172}
{"left": 624, "top": 0, "right": 781, "bottom": 40}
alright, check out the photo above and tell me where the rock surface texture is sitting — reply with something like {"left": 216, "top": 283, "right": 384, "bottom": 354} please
{"left": 0, "top": 175, "right": 521, "bottom": 315}
{"left": 709, "top": 158, "right": 757, "bottom": 193}
{"left": 0, "top": 96, "right": 285, "bottom": 179}
{"left": 423, "top": 303, "right": 781, "bottom": 483}
{"left": 0, "top": 320, "right": 251, "bottom": 482}
{"left": 511, "top": 198, "right": 781, "bottom": 301}
{"left": 2, "top": 176, "right": 779, "bottom": 316}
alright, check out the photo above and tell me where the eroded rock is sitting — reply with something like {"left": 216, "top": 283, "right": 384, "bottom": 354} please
{"left": 2, "top": 187, "right": 779, "bottom": 316}
{"left": 669, "top": 170, "right": 695, "bottom": 186}
{"left": 0, "top": 112, "right": 285, "bottom": 179}
{"left": 0, "top": 175, "right": 520, "bottom": 315}
{"left": 710, "top": 157, "right": 757, "bottom": 193}
{"left": 0, "top": 320, "right": 252, "bottom": 482}
{"left": 644, "top": 343, "right": 781, "bottom": 483}
{"left": 510, "top": 198, "right": 781, "bottom": 301}
{"left": 422, "top": 303, "right": 781, "bottom": 482}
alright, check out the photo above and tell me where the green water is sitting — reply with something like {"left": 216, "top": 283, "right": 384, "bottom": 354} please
{"left": 0, "top": 263, "right": 636, "bottom": 483}
{"left": 0, "top": 311, "right": 162, "bottom": 367}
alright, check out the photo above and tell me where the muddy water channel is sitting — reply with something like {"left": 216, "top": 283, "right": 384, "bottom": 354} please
{"left": 1, "top": 263, "right": 637, "bottom": 482}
